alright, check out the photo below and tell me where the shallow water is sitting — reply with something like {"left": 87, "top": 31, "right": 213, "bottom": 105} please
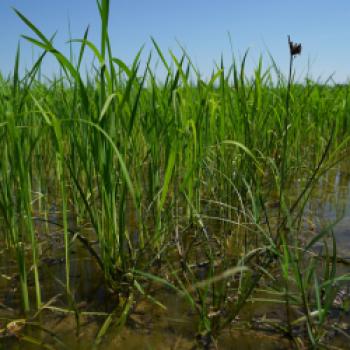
{"left": 2, "top": 162, "right": 350, "bottom": 349}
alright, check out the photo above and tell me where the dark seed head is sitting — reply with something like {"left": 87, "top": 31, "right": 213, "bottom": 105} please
{"left": 288, "top": 35, "right": 302, "bottom": 56}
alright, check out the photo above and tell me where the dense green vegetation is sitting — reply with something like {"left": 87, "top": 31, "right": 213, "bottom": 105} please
{"left": 1, "top": 1, "right": 350, "bottom": 348}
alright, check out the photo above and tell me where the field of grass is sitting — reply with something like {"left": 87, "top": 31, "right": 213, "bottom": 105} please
{"left": 1, "top": 1, "right": 350, "bottom": 348}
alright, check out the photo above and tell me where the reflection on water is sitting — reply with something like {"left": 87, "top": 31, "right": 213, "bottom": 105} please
{"left": 308, "top": 161, "right": 350, "bottom": 258}
{"left": 2, "top": 161, "right": 350, "bottom": 349}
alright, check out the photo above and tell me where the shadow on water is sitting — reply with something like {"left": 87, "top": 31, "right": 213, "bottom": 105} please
{"left": 2, "top": 161, "right": 350, "bottom": 349}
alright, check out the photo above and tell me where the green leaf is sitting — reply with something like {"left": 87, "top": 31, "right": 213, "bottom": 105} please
{"left": 159, "top": 146, "right": 176, "bottom": 212}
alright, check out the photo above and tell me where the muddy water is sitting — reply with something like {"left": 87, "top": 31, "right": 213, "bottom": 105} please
{"left": 308, "top": 163, "right": 350, "bottom": 259}
{"left": 1, "top": 162, "right": 350, "bottom": 349}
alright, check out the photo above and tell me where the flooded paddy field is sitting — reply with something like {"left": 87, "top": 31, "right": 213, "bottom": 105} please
{"left": 2, "top": 3, "right": 350, "bottom": 348}
{"left": 2, "top": 160, "right": 350, "bottom": 349}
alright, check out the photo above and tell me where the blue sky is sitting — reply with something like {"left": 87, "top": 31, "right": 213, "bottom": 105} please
{"left": 1, "top": 0, "right": 350, "bottom": 82}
